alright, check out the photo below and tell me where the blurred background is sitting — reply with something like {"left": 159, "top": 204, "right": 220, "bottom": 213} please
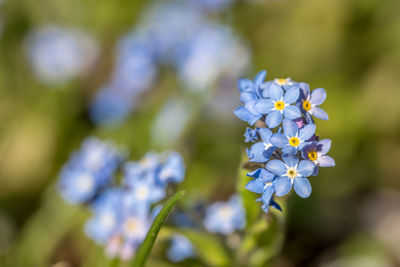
{"left": 1, "top": 0, "right": 400, "bottom": 266}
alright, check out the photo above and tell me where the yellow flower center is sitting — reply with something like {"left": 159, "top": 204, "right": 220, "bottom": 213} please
{"left": 289, "top": 137, "right": 300, "bottom": 147}
{"left": 287, "top": 168, "right": 297, "bottom": 178}
{"left": 274, "top": 100, "right": 285, "bottom": 111}
{"left": 303, "top": 100, "right": 312, "bottom": 111}
{"left": 308, "top": 151, "right": 318, "bottom": 161}
{"left": 276, "top": 78, "right": 288, "bottom": 85}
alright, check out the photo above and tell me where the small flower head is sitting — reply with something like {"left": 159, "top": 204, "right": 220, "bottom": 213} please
{"left": 302, "top": 139, "right": 335, "bottom": 168}
{"left": 267, "top": 157, "right": 315, "bottom": 198}
{"left": 246, "top": 128, "right": 276, "bottom": 163}
{"left": 270, "top": 119, "right": 316, "bottom": 155}
{"left": 167, "top": 234, "right": 196, "bottom": 262}
{"left": 298, "top": 85, "right": 329, "bottom": 121}
{"left": 204, "top": 195, "right": 245, "bottom": 235}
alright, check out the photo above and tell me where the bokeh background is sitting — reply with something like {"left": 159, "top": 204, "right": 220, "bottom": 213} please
{"left": 1, "top": 0, "right": 400, "bottom": 266}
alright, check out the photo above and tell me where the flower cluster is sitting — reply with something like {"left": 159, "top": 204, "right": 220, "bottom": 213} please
{"left": 89, "top": 1, "right": 249, "bottom": 126}
{"left": 26, "top": 25, "right": 98, "bottom": 85}
{"left": 234, "top": 70, "right": 335, "bottom": 213}
{"left": 58, "top": 137, "right": 185, "bottom": 260}
{"left": 204, "top": 194, "right": 245, "bottom": 235}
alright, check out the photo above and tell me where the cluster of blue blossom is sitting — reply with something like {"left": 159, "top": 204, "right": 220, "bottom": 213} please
{"left": 234, "top": 70, "right": 335, "bottom": 213}
{"left": 58, "top": 137, "right": 185, "bottom": 260}
{"left": 204, "top": 194, "right": 246, "bottom": 235}
{"left": 26, "top": 25, "right": 98, "bottom": 85}
{"left": 90, "top": 0, "right": 249, "bottom": 126}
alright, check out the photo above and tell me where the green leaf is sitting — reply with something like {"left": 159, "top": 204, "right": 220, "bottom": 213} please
{"left": 180, "top": 229, "right": 231, "bottom": 267}
{"left": 131, "top": 190, "right": 185, "bottom": 267}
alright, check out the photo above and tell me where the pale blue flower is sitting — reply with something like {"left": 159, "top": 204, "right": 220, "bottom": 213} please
{"left": 299, "top": 84, "right": 329, "bottom": 121}
{"left": 204, "top": 195, "right": 245, "bottom": 235}
{"left": 270, "top": 118, "right": 316, "bottom": 155}
{"left": 246, "top": 128, "right": 276, "bottom": 163}
{"left": 167, "top": 234, "right": 196, "bottom": 262}
{"left": 266, "top": 157, "right": 315, "bottom": 198}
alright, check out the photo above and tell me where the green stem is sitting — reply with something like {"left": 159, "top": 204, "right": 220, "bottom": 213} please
{"left": 131, "top": 190, "right": 185, "bottom": 267}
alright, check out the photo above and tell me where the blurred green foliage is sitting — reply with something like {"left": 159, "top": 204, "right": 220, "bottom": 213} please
{"left": 1, "top": 0, "right": 400, "bottom": 266}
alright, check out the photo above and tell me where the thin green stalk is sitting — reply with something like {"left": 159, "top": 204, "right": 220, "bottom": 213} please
{"left": 131, "top": 190, "right": 185, "bottom": 267}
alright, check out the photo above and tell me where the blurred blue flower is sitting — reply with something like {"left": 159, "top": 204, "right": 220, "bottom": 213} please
{"left": 158, "top": 152, "right": 185, "bottom": 185}
{"left": 267, "top": 156, "right": 315, "bottom": 198}
{"left": 189, "top": 0, "right": 234, "bottom": 12}
{"left": 85, "top": 189, "right": 123, "bottom": 244}
{"left": 58, "top": 137, "right": 123, "bottom": 204}
{"left": 246, "top": 128, "right": 276, "bottom": 162}
{"left": 26, "top": 25, "right": 98, "bottom": 85}
{"left": 254, "top": 84, "right": 301, "bottom": 128}
{"left": 167, "top": 234, "right": 196, "bottom": 262}
{"left": 204, "top": 195, "right": 245, "bottom": 235}
{"left": 298, "top": 84, "right": 329, "bottom": 121}
{"left": 270, "top": 118, "right": 316, "bottom": 155}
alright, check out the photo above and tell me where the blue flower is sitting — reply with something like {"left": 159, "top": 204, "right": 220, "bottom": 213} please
{"left": 254, "top": 84, "right": 301, "bottom": 128}
{"left": 302, "top": 139, "right": 335, "bottom": 170}
{"left": 204, "top": 195, "right": 245, "bottom": 235}
{"left": 273, "top": 78, "right": 296, "bottom": 90}
{"left": 245, "top": 168, "right": 281, "bottom": 213}
{"left": 266, "top": 157, "right": 315, "bottom": 198}
{"left": 234, "top": 70, "right": 268, "bottom": 125}
{"left": 167, "top": 234, "right": 196, "bottom": 262}
{"left": 157, "top": 152, "right": 185, "bottom": 185}
{"left": 244, "top": 127, "right": 258, "bottom": 143}
{"left": 246, "top": 128, "right": 276, "bottom": 163}
{"left": 58, "top": 137, "right": 122, "bottom": 204}
{"left": 124, "top": 178, "right": 165, "bottom": 209}
{"left": 85, "top": 189, "right": 123, "bottom": 244}
{"left": 299, "top": 84, "right": 329, "bottom": 120}
{"left": 270, "top": 119, "right": 316, "bottom": 155}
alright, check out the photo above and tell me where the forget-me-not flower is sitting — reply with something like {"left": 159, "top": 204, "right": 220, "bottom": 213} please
{"left": 302, "top": 139, "right": 335, "bottom": 169}
{"left": 246, "top": 128, "right": 276, "bottom": 163}
{"left": 254, "top": 84, "right": 301, "bottom": 128}
{"left": 299, "top": 84, "right": 329, "bottom": 121}
{"left": 167, "top": 234, "right": 196, "bottom": 262}
{"left": 245, "top": 168, "right": 282, "bottom": 213}
{"left": 204, "top": 195, "right": 245, "bottom": 235}
{"left": 267, "top": 157, "right": 315, "bottom": 198}
{"left": 270, "top": 118, "right": 316, "bottom": 155}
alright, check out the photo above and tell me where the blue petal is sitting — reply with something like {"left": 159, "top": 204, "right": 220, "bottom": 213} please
{"left": 269, "top": 83, "right": 284, "bottom": 101}
{"left": 247, "top": 168, "right": 263, "bottom": 178}
{"left": 234, "top": 106, "right": 261, "bottom": 125}
{"left": 262, "top": 185, "right": 275, "bottom": 204}
{"left": 247, "top": 143, "right": 268, "bottom": 163}
{"left": 299, "top": 124, "right": 316, "bottom": 141}
{"left": 257, "top": 128, "right": 273, "bottom": 143}
{"left": 261, "top": 81, "right": 273, "bottom": 98}
{"left": 254, "top": 70, "right": 267, "bottom": 85}
{"left": 255, "top": 99, "right": 274, "bottom": 114}
{"left": 283, "top": 105, "right": 301, "bottom": 120}
{"left": 310, "top": 88, "right": 327, "bottom": 105}
{"left": 282, "top": 145, "right": 296, "bottom": 155}
{"left": 293, "top": 177, "right": 312, "bottom": 198}
{"left": 237, "top": 79, "right": 253, "bottom": 92}
{"left": 245, "top": 179, "right": 265, "bottom": 193}
{"left": 283, "top": 86, "right": 300, "bottom": 104}
{"left": 244, "top": 101, "right": 260, "bottom": 116}
{"left": 312, "top": 107, "right": 329, "bottom": 120}
{"left": 270, "top": 199, "right": 282, "bottom": 211}
{"left": 240, "top": 92, "right": 258, "bottom": 103}
{"left": 318, "top": 139, "right": 332, "bottom": 155}
{"left": 282, "top": 156, "right": 299, "bottom": 168}
{"left": 270, "top": 133, "right": 287, "bottom": 148}
{"left": 298, "top": 82, "right": 310, "bottom": 98}
{"left": 265, "top": 111, "right": 283, "bottom": 128}
{"left": 297, "top": 160, "right": 315, "bottom": 177}
{"left": 282, "top": 118, "right": 298, "bottom": 137}
{"left": 266, "top": 159, "right": 286, "bottom": 176}
{"left": 258, "top": 170, "right": 275, "bottom": 182}
{"left": 273, "top": 177, "right": 292, "bottom": 197}
{"left": 318, "top": 155, "right": 335, "bottom": 167}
